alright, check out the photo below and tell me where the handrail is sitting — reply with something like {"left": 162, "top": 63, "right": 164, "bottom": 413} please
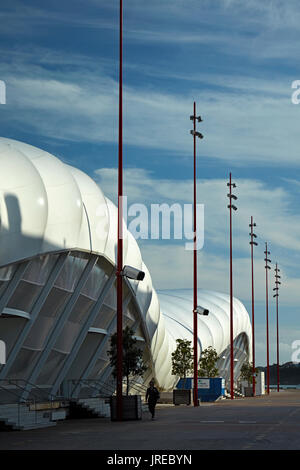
{"left": 128, "top": 378, "right": 148, "bottom": 394}
{"left": 68, "top": 379, "right": 115, "bottom": 399}
{"left": 9, "top": 379, "right": 63, "bottom": 403}
{"left": 83, "top": 380, "right": 114, "bottom": 397}
{"left": 0, "top": 382, "right": 36, "bottom": 427}
{"left": 67, "top": 377, "right": 148, "bottom": 400}
{"left": 0, "top": 382, "right": 25, "bottom": 403}
{"left": 9, "top": 380, "right": 44, "bottom": 404}
{"left": 84, "top": 379, "right": 116, "bottom": 396}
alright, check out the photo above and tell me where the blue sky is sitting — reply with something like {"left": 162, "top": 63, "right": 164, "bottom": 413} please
{"left": 1, "top": 0, "right": 300, "bottom": 367}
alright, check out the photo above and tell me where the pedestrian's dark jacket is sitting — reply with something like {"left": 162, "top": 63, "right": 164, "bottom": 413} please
{"left": 146, "top": 386, "right": 160, "bottom": 403}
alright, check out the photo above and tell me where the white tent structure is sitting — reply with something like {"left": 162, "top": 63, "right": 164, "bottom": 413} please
{"left": 0, "top": 138, "right": 251, "bottom": 400}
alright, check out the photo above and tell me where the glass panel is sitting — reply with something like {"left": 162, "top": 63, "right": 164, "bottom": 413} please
{"left": 54, "top": 252, "right": 88, "bottom": 292}
{"left": 0, "top": 317, "right": 27, "bottom": 355}
{"left": 88, "top": 357, "right": 108, "bottom": 380}
{"left": 7, "top": 281, "right": 43, "bottom": 312}
{"left": 7, "top": 348, "right": 40, "bottom": 381}
{"left": 92, "top": 304, "right": 115, "bottom": 330}
{"left": 0, "top": 264, "right": 16, "bottom": 281}
{"left": 23, "top": 316, "right": 56, "bottom": 350}
{"left": 23, "top": 254, "right": 58, "bottom": 285}
{"left": 0, "top": 280, "right": 7, "bottom": 297}
{"left": 38, "top": 287, "right": 70, "bottom": 319}
{"left": 37, "top": 350, "right": 66, "bottom": 385}
{"left": 102, "top": 282, "right": 117, "bottom": 310}
{"left": 124, "top": 301, "right": 138, "bottom": 322}
{"left": 68, "top": 295, "right": 95, "bottom": 325}
{"left": 53, "top": 320, "right": 82, "bottom": 354}
{"left": 81, "top": 264, "right": 107, "bottom": 300}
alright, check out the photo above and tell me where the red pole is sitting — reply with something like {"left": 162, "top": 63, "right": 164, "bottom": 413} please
{"left": 193, "top": 101, "right": 198, "bottom": 407}
{"left": 250, "top": 217, "right": 256, "bottom": 397}
{"left": 116, "top": 0, "right": 123, "bottom": 421}
{"left": 275, "top": 263, "right": 280, "bottom": 392}
{"left": 276, "top": 279, "right": 279, "bottom": 392}
{"left": 229, "top": 173, "right": 234, "bottom": 400}
{"left": 265, "top": 242, "right": 270, "bottom": 395}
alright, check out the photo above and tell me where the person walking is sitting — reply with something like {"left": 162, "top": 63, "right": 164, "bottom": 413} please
{"left": 146, "top": 380, "right": 160, "bottom": 420}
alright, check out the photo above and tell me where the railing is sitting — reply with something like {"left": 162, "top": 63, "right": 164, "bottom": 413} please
{"left": 67, "top": 378, "right": 116, "bottom": 399}
{"left": 0, "top": 381, "right": 36, "bottom": 427}
{"left": 9, "top": 379, "right": 63, "bottom": 404}
{"left": 67, "top": 377, "right": 149, "bottom": 401}
{"left": 128, "top": 378, "right": 148, "bottom": 395}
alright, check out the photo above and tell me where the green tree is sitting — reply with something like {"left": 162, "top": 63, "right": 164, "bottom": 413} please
{"left": 240, "top": 361, "right": 258, "bottom": 385}
{"left": 171, "top": 339, "right": 193, "bottom": 380}
{"left": 198, "top": 346, "right": 219, "bottom": 378}
{"left": 107, "top": 325, "right": 147, "bottom": 395}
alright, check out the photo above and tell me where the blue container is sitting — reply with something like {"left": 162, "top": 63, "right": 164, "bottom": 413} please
{"left": 176, "top": 377, "right": 225, "bottom": 402}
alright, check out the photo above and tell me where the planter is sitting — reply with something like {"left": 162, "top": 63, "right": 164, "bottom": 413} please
{"left": 110, "top": 395, "right": 142, "bottom": 421}
{"left": 244, "top": 386, "right": 253, "bottom": 397}
{"left": 173, "top": 389, "right": 191, "bottom": 405}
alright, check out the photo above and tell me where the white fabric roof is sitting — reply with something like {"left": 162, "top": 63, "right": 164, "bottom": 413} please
{"left": 0, "top": 137, "right": 252, "bottom": 390}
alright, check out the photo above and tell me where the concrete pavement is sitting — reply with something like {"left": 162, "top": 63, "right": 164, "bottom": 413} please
{"left": 0, "top": 389, "right": 300, "bottom": 450}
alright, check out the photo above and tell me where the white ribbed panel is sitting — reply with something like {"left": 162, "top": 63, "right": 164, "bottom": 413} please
{"left": 0, "top": 138, "right": 252, "bottom": 391}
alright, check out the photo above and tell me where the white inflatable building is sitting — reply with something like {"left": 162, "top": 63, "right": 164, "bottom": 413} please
{"left": 0, "top": 138, "right": 252, "bottom": 401}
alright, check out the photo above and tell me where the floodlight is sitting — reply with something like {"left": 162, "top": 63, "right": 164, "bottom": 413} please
{"left": 121, "top": 265, "right": 145, "bottom": 281}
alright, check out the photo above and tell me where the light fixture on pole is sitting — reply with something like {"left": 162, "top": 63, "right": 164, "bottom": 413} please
{"left": 193, "top": 306, "right": 209, "bottom": 316}
{"left": 264, "top": 242, "right": 271, "bottom": 395}
{"left": 227, "top": 173, "right": 237, "bottom": 400}
{"left": 249, "top": 216, "right": 258, "bottom": 396}
{"left": 116, "top": 0, "right": 124, "bottom": 421}
{"left": 190, "top": 102, "right": 203, "bottom": 407}
{"left": 273, "top": 263, "right": 281, "bottom": 392}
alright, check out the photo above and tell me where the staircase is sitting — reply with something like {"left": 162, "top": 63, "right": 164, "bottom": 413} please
{"left": 0, "top": 403, "right": 58, "bottom": 430}
{"left": 69, "top": 397, "right": 110, "bottom": 419}
{"left": 224, "top": 388, "right": 244, "bottom": 399}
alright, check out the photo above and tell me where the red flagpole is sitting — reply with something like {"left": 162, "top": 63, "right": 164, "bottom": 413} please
{"left": 193, "top": 101, "right": 198, "bottom": 407}
{"left": 116, "top": 0, "right": 123, "bottom": 421}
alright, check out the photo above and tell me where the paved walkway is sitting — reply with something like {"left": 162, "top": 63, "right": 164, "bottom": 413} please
{"left": 1, "top": 390, "right": 300, "bottom": 450}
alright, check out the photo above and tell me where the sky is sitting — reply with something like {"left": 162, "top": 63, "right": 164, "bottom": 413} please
{"left": 1, "top": 0, "right": 300, "bottom": 367}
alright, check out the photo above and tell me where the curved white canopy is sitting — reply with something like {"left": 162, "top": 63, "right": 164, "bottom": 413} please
{"left": 0, "top": 138, "right": 252, "bottom": 391}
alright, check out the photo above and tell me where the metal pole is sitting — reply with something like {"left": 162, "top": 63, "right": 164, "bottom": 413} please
{"left": 276, "top": 273, "right": 280, "bottom": 392}
{"left": 116, "top": 0, "right": 123, "bottom": 421}
{"left": 189, "top": 106, "right": 203, "bottom": 407}
{"left": 264, "top": 242, "right": 271, "bottom": 395}
{"left": 227, "top": 174, "right": 237, "bottom": 400}
{"left": 229, "top": 173, "right": 234, "bottom": 400}
{"left": 274, "top": 263, "right": 281, "bottom": 392}
{"left": 249, "top": 216, "right": 257, "bottom": 397}
{"left": 251, "top": 219, "right": 255, "bottom": 396}
{"left": 193, "top": 101, "right": 198, "bottom": 407}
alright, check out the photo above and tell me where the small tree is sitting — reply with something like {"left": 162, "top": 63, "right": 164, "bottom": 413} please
{"left": 107, "top": 325, "right": 147, "bottom": 395}
{"left": 198, "top": 346, "right": 219, "bottom": 378}
{"left": 171, "top": 339, "right": 193, "bottom": 381}
{"left": 240, "top": 361, "right": 258, "bottom": 386}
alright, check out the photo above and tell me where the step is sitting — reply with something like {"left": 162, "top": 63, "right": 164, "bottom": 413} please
{"left": 82, "top": 405, "right": 110, "bottom": 417}
{"left": 78, "top": 398, "right": 105, "bottom": 404}
{"left": 5, "top": 416, "right": 51, "bottom": 426}
{"left": 0, "top": 403, "right": 19, "bottom": 408}
{"left": 18, "top": 421, "right": 57, "bottom": 430}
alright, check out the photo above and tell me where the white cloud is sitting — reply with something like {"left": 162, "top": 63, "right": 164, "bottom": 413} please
{"left": 0, "top": 18, "right": 300, "bottom": 167}
{"left": 5, "top": 69, "right": 300, "bottom": 165}
{"left": 95, "top": 167, "right": 300, "bottom": 312}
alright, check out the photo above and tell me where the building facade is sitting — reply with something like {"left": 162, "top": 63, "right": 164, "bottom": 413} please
{"left": 0, "top": 138, "right": 252, "bottom": 402}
